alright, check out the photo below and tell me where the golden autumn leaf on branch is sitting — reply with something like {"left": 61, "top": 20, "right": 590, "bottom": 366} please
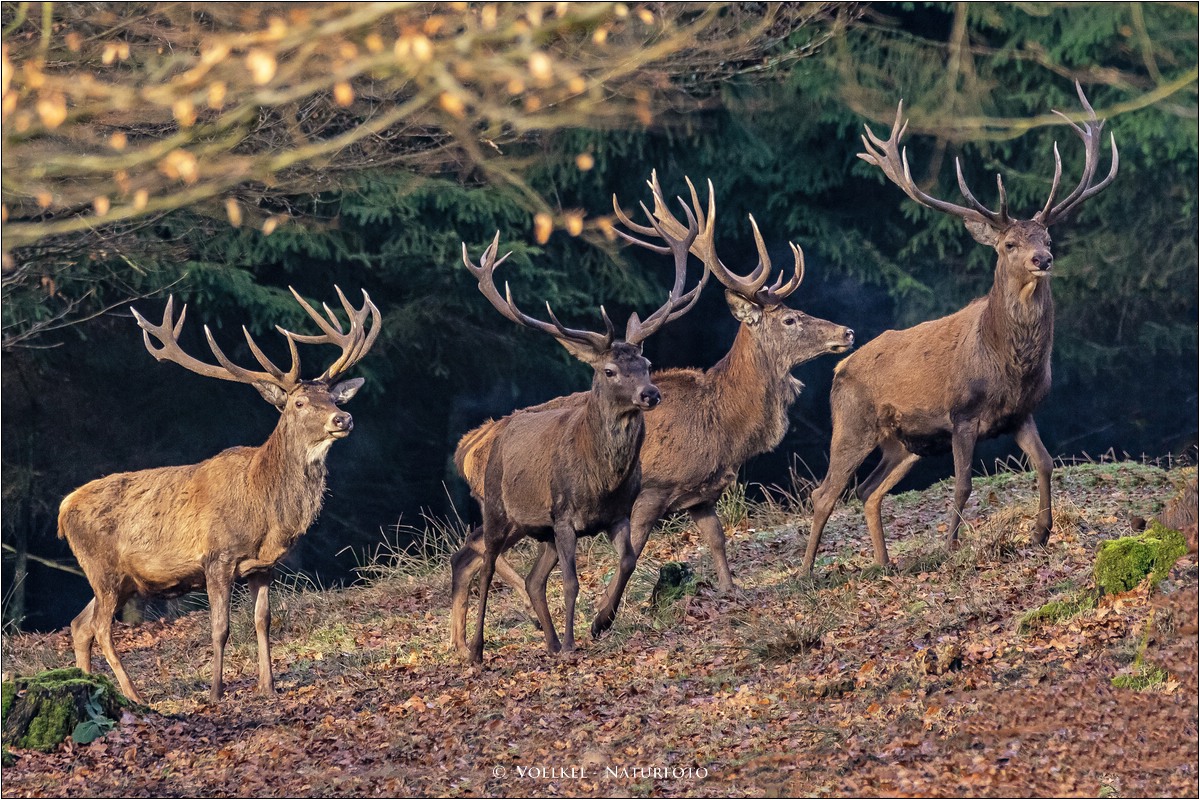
{"left": 0, "top": 2, "right": 846, "bottom": 257}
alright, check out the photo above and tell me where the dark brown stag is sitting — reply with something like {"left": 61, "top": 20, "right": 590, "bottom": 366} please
{"left": 802, "top": 82, "right": 1118, "bottom": 574}
{"left": 460, "top": 173, "right": 853, "bottom": 598}
{"left": 450, "top": 205, "right": 705, "bottom": 663}
{"left": 58, "top": 288, "right": 380, "bottom": 702}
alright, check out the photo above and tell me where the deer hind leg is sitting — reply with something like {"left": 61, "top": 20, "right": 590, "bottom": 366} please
{"left": 689, "top": 503, "right": 735, "bottom": 594}
{"left": 205, "top": 563, "right": 235, "bottom": 702}
{"left": 246, "top": 570, "right": 274, "bottom": 695}
{"left": 70, "top": 598, "right": 98, "bottom": 674}
{"left": 862, "top": 439, "right": 921, "bottom": 568}
{"left": 493, "top": 554, "right": 537, "bottom": 625}
{"left": 525, "top": 541, "right": 561, "bottom": 653}
{"left": 552, "top": 522, "right": 580, "bottom": 653}
{"left": 947, "top": 420, "right": 980, "bottom": 547}
{"left": 591, "top": 519, "right": 637, "bottom": 638}
{"left": 90, "top": 583, "right": 144, "bottom": 704}
{"left": 803, "top": 425, "right": 879, "bottom": 576}
{"left": 1014, "top": 416, "right": 1053, "bottom": 546}
{"left": 449, "top": 527, "right": 485, "bottom": 659}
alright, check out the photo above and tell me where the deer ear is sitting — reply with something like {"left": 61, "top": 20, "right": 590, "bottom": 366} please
{"left": 554, "top": 337, "right": 604, "bottom": 365}
{"left": 725, "top": 290, "right": 763, "bottom": 325}
{"left": 965, "top": 219, "right": 1000, "bottom": 246}
{"left": 253, "top": 381, "right": 289, "bottom": 409}
{"left": 330, "top": 377, "right": 365, "bottom": 405}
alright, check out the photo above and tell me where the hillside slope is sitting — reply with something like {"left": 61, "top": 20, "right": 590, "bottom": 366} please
{"left": 3, "top": 461, "right": 1196, "bottom": 797}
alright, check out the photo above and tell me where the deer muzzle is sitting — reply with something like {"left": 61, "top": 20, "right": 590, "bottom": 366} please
{"left": 827, "top": 327, "right": 855, "bottom": 353}
{"left": 1029, "top": 252, "right": 1054, "bottom": 277}
{"left": 327, "top": 411, "right": 354, "bottom": 438}
{"left": 637, "top": 386, "right": 662, "bottom": 410}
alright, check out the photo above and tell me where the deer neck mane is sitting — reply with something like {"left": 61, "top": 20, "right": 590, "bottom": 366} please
{"left": 577, "top": 389, "right": 645, "bottom": 485}
{"left": 981, "top": 259, "right": 1055, "bottom": 379}
{"left": 708, "top": 324, "right": 797, "bottom": 462}
{"left": 250, "top": 413, "right": 330, "bottom": 535}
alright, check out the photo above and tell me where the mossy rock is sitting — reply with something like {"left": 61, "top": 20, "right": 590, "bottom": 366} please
{"left": 1, "top": 668, "right": 131, "bottom": 752}
{"left": 650, "top": 562, "right": 697, "bottom": 608}
{"left": 1093, "top": 523, "right": 1187, "bottom": 595}
{"left": 1019, "top": 590, "right": 1098, "bottom": 633}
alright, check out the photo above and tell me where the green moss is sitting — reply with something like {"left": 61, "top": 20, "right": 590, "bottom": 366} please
{"left": 2, "top": 668, "right": 130, "bottom": 753}
{"left": 2, "top": 681, "right": 14, "bottom": 719}
{"left": 1093, "top": 523, "right": 1187, "bottom": 595}
{"left": 649, "top": 562, "right": 697, "bottom": 608}
{"left": 1019, "top": 590, "right": 1098, "bottom": 633}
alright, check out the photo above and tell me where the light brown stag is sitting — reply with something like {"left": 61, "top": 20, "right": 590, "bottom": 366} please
{"left": 450, "top": 201, "right": 706, "bottom": 663}
{"left": 58, "top": 288, "right": 380, "bottom": 702}
{"left": 458, "top": 174, "right": 854, "bottom": 599}
{"left": 802, "top": 82, "right": 1118, "bottom": 574}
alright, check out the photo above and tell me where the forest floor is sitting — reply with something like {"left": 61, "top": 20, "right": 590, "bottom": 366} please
{"left": 2, "top": 460, "right": 1197, "bottom": 797}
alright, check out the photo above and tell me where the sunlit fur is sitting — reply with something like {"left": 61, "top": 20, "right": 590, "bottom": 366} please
{"left": 58, "top": 379, "right": 360, "bottom": 703}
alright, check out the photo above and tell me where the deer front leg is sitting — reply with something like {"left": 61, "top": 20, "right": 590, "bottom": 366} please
{"left": 592, "top": 518, "right": 637, "bottom": 637}
{"left": 552, "top": 522, "right": 580, "bottom": 653}
{"left": 525, "top": 541, "right": 561, "bottom": 653}
{"left": 947, "top": 419, "right": 980, "bottom": 547}
{"left": 1014, "top": 416, "right": 1053, "bottom": 546}
{"left": 246, "top": 570, "right": 274, "bottom": 695}
{"left": 205, "top": 562, "right": 236, "bottom": 701}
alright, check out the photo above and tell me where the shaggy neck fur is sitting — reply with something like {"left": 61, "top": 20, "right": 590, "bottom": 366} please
{"left": 249, "top": 413, "right": 330, "bottom": 539}
{"left": 981, "top": 261, "right": 1055, "bottom": 381}
{"left": 577, "top": 386, "right": 645, "bottom": 492}
{"left": 707, "top": 324, "right": 799, "bottom": 464}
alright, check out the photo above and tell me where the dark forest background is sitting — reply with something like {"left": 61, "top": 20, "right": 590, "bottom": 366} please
{"left": 3, "top": 3, "right": 1196, "bottom": 632}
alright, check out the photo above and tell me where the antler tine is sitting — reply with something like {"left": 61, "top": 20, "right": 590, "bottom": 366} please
{"left": 1041, "top": 81, "right": 1119, "bottom": 224}
{"left": 240, "top": 325, "right": 299, "bottom": 384}
{"left": 276, "top": 286, "right": 380, "bottom": 383}
{"left": 756, "top": 241, "right": 806, "bottom": 305}
{"left": 132, "top": 296, "right": 297, "bottom": 388}
{"left": 316, "top": 287, "right": 381, "bottom": 383}
{"left": 860, "top": 101, "right": 996, "bottom": 229}
{"left": 464, "top": 233, "right": 613, "bottom": 354}
{"left": 624, "top": 200, "right": 707, "bottom": 346}
{"left": 1036, "top": 142, "right": 1064, "bottom": 222}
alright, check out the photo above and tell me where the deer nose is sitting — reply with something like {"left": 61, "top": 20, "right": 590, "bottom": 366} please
{"left": 1032, "top": 253, "right": 1053, "bottom": 270}
{"left": 331, "top": 412, "right": 353, "bottom": 431}
{"left": 640, "top": 387, "right": 661, "bottom": 409}
{"left": 844, "top": 328, "right": 855, "bottom": 345}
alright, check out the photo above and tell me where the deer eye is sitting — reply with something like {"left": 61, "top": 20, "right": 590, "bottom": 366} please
{"left": 294, "top": 398, "right": 307, "bottom": 409}
{"left": 783, "top": 317, "right": 797, "bottom": 326}
{"left": 1005, "top": 241, "right": 1017, "bottom": 250}
{"left": 604, "top": 368, "right": 616, "bottom": 378}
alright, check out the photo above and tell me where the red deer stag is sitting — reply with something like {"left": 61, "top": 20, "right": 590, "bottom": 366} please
{"left": 450, "top": 205, "right": 705, "bottom": 663}
{"left": 460, "top": 173, "right": 854, "bottom": 599}
{"left": 802, "top": 82, "right": 1118, "bottom": 575}
{"left": 58, "top": 288, "right": 380, "bottom": 703}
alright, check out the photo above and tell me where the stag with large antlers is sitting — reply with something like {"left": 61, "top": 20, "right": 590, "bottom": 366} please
{"left": 450, "top": 202, "right": 706, "bottom": 663}
{"left": 802, "top": 83, "right": 1118, "bottom": 575}
{"left": 459, "top": 173, "right": 854, "bottom": 601}
{"left": 57, "top": 288, "right": 380, "bottom": 702}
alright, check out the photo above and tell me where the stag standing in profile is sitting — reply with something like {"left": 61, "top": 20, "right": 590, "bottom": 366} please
{"left": 58, "top": 288, "right": 380, "bottom": 702}
{"left": 450, "top": 199, "right": 706, "bottom": 663}
{"left": 802, "top": 83, "right": 1118, "bottom": 574}
{"left": 459, "top": 174, "right": 854, "bottom": 598}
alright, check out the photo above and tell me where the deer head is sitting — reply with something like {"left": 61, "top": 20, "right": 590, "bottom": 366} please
{"left": 463, "top": 211, "right": 705, "bottom": 414}
{"left": 131, "top": 287, "right": 381, "bottom": 453}
{"left": 858, "top": 81, "right": 1119, "bottom": 294}
{"left": 615, "top": 171, "right": 855, "bottom": 369}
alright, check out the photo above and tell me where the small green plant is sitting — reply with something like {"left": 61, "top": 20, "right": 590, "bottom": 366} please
{"left": 717, "top": 482, "right": 749, "bottom": 530}
{"left": 1019, "top": 590, "right": 1098, "bottom": 633}
{"left": 1093, "top": 522, "right": 1187, "bottom": 595}
{"left": 72, "top": 687, "right": 118, "bottom": 744}
{"left": 1111, "top": 665, "right": 1168, "bottom": 691}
